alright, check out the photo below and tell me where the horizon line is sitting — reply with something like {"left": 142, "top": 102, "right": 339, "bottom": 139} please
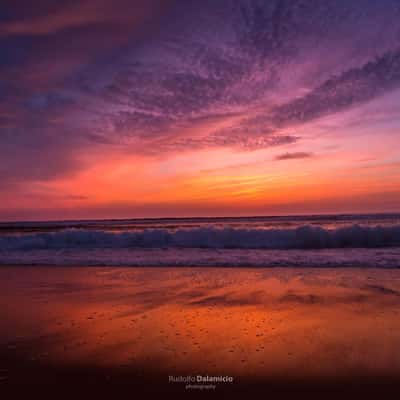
{"left": 1, "top": 211, "right": 400, "bottom": 225}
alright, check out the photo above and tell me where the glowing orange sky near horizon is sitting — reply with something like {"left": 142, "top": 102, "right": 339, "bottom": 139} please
{"left": 1, "top": 1, "right": 400, "bottom": 221}
{"left": 2, "top": 94, "right": 400, "bottom": 221}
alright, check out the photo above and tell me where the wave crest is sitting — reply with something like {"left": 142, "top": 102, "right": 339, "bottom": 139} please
{"left": 1, "top": 225, "right": 400, "bottom": 251}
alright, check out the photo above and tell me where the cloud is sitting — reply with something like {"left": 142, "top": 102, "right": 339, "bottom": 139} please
{"left": 0, "top": 1, "right": 107, "bottom": 36}
{"left": 143, "top": 133, "right": 299, "bottom": 155}
{"left": 76, "top": 4, "right": 400, "bottom": 154}
{"left": 217, "top": 49, "right": 400, "bottom": 146}
{"left": 275, "top": 152, "right": 313, "bottom": 161}
{"left": 270, "top": 49, "right": 400, "bottom": 126}
{"left": 1, "top": 0, "right": 400, "bottom": 189}
{"left": 0, "top": 0, "right": 167, "bottom": 36}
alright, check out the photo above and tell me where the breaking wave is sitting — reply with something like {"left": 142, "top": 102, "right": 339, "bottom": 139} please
{"left": 1, "top": 224, "right": 400, "bottom": 251}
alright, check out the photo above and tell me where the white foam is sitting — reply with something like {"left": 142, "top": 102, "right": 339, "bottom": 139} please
{"left": 1, "top": 224, "right": 399, "bottom": 251}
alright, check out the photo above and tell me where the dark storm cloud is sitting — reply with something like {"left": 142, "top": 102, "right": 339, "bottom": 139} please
{"left": 1, "top": 0, "right": 400, "bottom": 185}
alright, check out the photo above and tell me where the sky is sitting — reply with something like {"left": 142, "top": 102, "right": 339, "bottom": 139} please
{"left": 1, "top": 0, "right": 400, "bottom": 221}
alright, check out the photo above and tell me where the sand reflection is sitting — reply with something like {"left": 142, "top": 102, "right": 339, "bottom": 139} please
{"left": 1, "top": 267, "right": 400, "bottom": 385}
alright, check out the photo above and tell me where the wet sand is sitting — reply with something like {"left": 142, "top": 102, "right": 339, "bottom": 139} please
{"left": 1, "top": 266, "right": 400, "bottom": 397}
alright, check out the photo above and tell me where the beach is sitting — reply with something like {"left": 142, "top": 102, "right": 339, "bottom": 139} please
{"left": 1, "top": 266, "right": 400, "bottom": 396}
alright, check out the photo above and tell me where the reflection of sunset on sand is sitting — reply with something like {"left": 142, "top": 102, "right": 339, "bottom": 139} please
{"left": 2, "top": 267, "right": 400, "bottom": 390}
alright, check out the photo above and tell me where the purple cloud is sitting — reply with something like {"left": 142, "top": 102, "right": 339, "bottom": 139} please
{"left": 274, "top": 152, "right": 313, "bottom": 161}
{"left": 1, "top": 0, "right": 400, "bottom": 187}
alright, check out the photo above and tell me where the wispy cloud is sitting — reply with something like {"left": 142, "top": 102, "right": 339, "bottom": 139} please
{"left": 275, "top": 152, "right": 313, "bottom": 161}
{"left": 0, "top": 0, "right": 165, "bottom": 36}
{"left": 1, "top": 0, "right": 400, "bottom": 193}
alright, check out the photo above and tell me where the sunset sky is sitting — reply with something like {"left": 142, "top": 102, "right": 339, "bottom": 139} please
{"left": 1, "top": 0, "right": 400, "bottom": 221}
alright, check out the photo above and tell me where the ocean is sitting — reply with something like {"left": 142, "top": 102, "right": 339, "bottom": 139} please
{"left": 1, "top": 213, "right": 400, "bottom": 267}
